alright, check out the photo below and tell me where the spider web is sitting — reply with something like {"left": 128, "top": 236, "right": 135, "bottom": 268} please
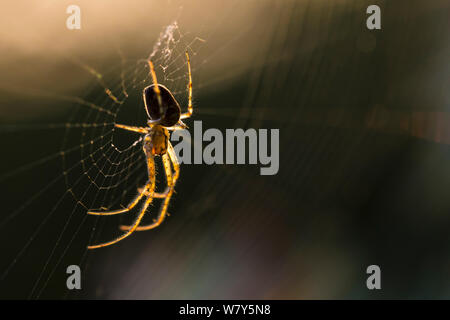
{"left": 0, "top": 21, "right": 206, "bottom": 299}
{"left": 2, "top": 0, "right": 449, "bottom": 300}
{"left": 0, "top": 0, "right": 279, "bottom": 299}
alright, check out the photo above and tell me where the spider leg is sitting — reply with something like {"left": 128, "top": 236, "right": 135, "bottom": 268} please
{"left": 138, "top": 186, "right": 168, "bottom": 199}
{"left": 120, "top": 142, "right": 180, "bottom": 231}
{"left": 115, "top": 123, "right": 148, "bottom": 134}
{"left": 165, "top": 122, "right": 188, "bottom": 131}
{"left": 88, "top": 184, "right": 149, "bottom": 216}
{"left": 148, "top": 60, "right": 163, "bottom": 113}
{"left": 87, "top": 154, "right": 156, "bottom": 249}
{"left": 180, "top": 51, "right": 193, "bottom": 120}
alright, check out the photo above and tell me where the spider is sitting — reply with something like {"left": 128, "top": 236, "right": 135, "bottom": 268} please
{"left": 87, "top": 51, "right": 193, "bottom": 249}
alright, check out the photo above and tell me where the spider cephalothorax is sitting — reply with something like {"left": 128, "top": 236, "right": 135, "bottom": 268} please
{"left": 144, "top": 125, "right": 169, "bottom": 156}
{"left": 87, "top": 51, "right": 193, "bottom": 249}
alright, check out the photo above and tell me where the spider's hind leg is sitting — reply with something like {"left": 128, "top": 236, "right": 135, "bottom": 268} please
{"left": 180, "top": 51, "right": 193, "bottom": 120}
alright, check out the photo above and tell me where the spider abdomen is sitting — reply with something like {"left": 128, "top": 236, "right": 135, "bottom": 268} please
{"left": 143, "top": 84, "right": 181, "bottom": 127}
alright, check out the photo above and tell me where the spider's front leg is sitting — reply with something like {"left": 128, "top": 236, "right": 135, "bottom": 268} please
{"left": 87, "top": 153, "right": 157, "bottom": 249}
{"left": 138, "top": 186, "right": 169, "bottom": 199}
{"left": 87, "top": 184, "right": 149, "bottom": 216}
{"left": 120, "top": 142, "right": 180, "bottom": 231}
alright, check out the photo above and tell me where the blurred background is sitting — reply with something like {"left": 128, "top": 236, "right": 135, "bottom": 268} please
{"left": 0, "top": 0, "right": 449, "bottom": 299}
